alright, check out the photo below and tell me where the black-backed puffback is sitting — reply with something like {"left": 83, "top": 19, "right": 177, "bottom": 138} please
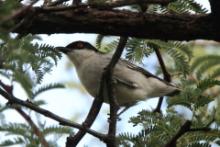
{"left": 57, "top": 40, "right": 180, "bottom": 113}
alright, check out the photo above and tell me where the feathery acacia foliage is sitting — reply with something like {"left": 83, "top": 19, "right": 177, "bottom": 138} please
{"left": 0, "top": 0, "right": 220, "bottom": 147}
{"left": 0, "top": 33, "right": 70, "bottom": 146}
{"left": 0, "top": 3, "right": 70, "bottom": 145}
{"left": 95, "top": 1, "right": 220, "bottom": 147}
{"left": 0, "top": 34, "right": 70, "bottom": 146}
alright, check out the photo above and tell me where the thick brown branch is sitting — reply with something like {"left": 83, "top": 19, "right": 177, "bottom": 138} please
{"left": 13, "top": 7, "right": 219, "bottom": 41}
{"left": 0, "top": 88, "right": 105, "bottom": 141}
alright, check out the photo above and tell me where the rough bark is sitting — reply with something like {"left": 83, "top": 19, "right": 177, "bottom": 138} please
{"left": 13, "top": 7, "right": 219, "bottom": 41}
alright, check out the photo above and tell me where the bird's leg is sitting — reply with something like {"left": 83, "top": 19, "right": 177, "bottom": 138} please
{"left": 117, "top": 106, "right": 130, "bottom": 117}
{"left": 107, "top": 105, "right": 131, "bottom": 122}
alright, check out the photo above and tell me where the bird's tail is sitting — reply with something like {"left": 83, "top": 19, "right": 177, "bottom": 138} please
{"left": 165, "top": 83, "right": 181, "bottom": 96}
{"left": 166, "top": 88, "right": 181, "bottom": 96}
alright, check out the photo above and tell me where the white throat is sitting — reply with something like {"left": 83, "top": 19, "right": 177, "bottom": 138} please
{"left": 67, "top": 49, "right": 97, "bottom": 68}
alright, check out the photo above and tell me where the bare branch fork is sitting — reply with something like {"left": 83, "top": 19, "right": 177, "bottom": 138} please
{"left": 164, "top": 120, "right": 213, "bottom": 147}
{"left": 1, "top": 0, "right": 218, "bottom": 146}
{"left": 105, "top": 37, "right": 128, "bottom": 147}
{"left": 153, "top": 47, "right": 171, "bottom": 113}
{"left": 0, "top": 87, "right": 105, "bottom": 141}
{"left": 65, "top": 37, "right": 128, "bottom": 147}
{"left": 162, "top": 0, "right": 219, "bottom": 145}
{"left": 0, "top": 81, "right": 49, "bottom": 147}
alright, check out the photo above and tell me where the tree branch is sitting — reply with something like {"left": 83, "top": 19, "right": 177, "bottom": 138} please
{"left": 66, "top": 36, "right": 127, "bottom": 147}
{"left": 66, "top": 81, "right": 105, "bottom": 146}
{"left": 209, "top": 0, "right": 220, "bottom": 17}
{"left": 164, "top": 120, "right": 191, "bottom": 147}
{"left": 104, "top": 37, "right": 128, "bottom": 147}
{"left": 15, "top": 108, "right": 49, "bottom": 147}
{"left": 164, "top": 119, "right": 215, "bottom": 147}
{"left": 0, "top": 88, "right": 106, "bottom": 141}
{"left": 12, "top": 7, "right": 219, "bottom": 41}
{"left": 153, "top": 47, "right": 171, "bottom": 113}
{"left": 0, "top": 81, "right": 49, "bottom": 146}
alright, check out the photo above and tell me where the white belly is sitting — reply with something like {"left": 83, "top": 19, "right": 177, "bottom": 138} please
{"left": 73, "top": 54, "right": 177, "bottom": 106}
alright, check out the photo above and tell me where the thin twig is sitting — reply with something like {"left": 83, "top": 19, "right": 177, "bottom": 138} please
{"left": 0, "top": 81, "right": 49, "bottom": 146}
{"left": 104, "top": 37, "right": 128, "bottom": 147}
{"left": 189, "top": 118, "right": 214, "bottom": 132}
{"left": 15, "top": 108, "right": 50, "bottom": 147}
{"left": 164, "top": 119, "right": 214, "bottom": 147}
{"left": 66, "top": 67, "right": 107, "bottom": 146}
{"left": 164, "top": 120, "right": 191, "bottom": 147}
{"left": 154, "top": 48, "right": 171, "bottom": 82}
{"left": 65, "top": 37, "right": 128, "bottom": 147}
{"left": 153, "top": 47, "right": 171, "bottom": 113}
{"left": 0, "top": 88, "right": 105, "bottom": 140}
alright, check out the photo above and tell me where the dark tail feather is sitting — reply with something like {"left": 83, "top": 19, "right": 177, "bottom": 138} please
{"left": 167, "top": 88, "right": 181, "bottom": 96}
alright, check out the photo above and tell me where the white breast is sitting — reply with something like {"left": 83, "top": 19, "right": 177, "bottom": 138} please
{"left": 67, "top": 50, "right": 178, "bottom": 106}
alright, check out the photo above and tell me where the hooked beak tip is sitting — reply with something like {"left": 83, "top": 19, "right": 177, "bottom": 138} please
{"left": 55, "top": 47, "right": 69, "bottom": 54}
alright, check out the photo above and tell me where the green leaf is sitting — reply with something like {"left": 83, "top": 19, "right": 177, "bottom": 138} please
{"left": 13, "top": 71, "right": 33, "bottom": 97}
{"left": 197, "top": 78, "right": 220, "bottom": 91}
{"left": 32, "top": 83, "right": 65, "bottom": 99}
{"left": 125, "top": 38, "right": 154, "bottom": 63}
{"left": 43, "top": 126, "right": 72, "bottom": 136}
{"left": 0, "top": 137, "right": 24, "bottom": 146}
{"left": 168, "top": 0, "right": 208, "bottom": 14}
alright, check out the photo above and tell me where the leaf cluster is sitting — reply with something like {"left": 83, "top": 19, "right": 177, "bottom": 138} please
{"left": 0, "top": 0, "right": 219, "bottom": 147}
{"left": 0, "top": 123, "right": 72, "bottom": 147}
{"left": 95, "top": 1, "right": 220, "bottom": 145}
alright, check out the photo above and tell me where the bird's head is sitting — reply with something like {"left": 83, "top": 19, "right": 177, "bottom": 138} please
{"left": 56, "top": 41, "right": 98, "bottom": 54}
{"left": 56, "top": 41, "right": 100, "bottom": 68}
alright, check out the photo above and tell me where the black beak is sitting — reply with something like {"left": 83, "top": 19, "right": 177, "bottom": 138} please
{"left": 56, "top": 47, "right": 71, "bottom": 54}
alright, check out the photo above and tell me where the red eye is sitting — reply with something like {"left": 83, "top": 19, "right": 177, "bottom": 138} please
{"left": 77, "top": 43, "right": 84, "bottom": 48}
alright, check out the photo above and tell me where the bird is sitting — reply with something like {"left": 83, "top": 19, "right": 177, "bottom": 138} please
{"left": 56, "top": 41, "right": 180, "bottom": 110}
